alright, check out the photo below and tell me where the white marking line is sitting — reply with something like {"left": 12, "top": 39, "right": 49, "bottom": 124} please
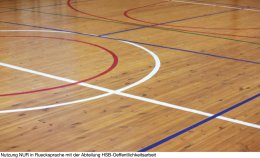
{"left": 1, "top": 63, "right": 259, "bottom": 129}
{"left": 0, "top": 35, "right": 161, "bottom": 112}
{"left": 170, "top": 0, "right": 260, "bottom": 12}
{"left": 0, "top": 29, "right": 161, "bottom": 112}
{"left": 0, "top": 30, "right": 259, "bottom": 130}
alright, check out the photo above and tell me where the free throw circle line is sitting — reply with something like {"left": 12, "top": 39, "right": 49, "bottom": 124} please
{"left": 0, "top": 30, "right": 259, "bottom": 129}
{"left": 1, "top": 62, "right": 259, "bottom": 129}
{"left": 0, "top": 35, "right": 118, "bottom": 96}
{"left": 0, "top": 29, "right": 161, "bottom": 113}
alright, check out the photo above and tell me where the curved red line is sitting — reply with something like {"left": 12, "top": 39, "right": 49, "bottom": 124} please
{"left": 0, "top": 35, "right": 118, "bottom": 97}
{"left": 123, "top": 1, "right": 260, "bottom": 39}
{"left": 67, "top": 0, "right": 123, "bottom": 23}
{"left": 124, "top": 1, "right": 260, "bottom": 30}
{"left": 67, "top": 0, "right": 260, "bottom": 39}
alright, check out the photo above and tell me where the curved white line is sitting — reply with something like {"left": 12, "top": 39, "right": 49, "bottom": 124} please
{"left": 1, "top": 62, "right": 259, "bottom": 129}
{"left": 0, "top": 29, "right": 161, "bottom": 113}
{"left": 117, "top": 41, "right": 160, "bottom": 92}
{"left": 1, "top": 30, "right": 259, "bottom": 129}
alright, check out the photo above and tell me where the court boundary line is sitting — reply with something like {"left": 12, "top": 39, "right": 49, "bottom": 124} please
{"left": 0, "top": 22, "right": 259, "bottom": 65}
{"left": 0, "top": 28, "right": 259, "bottom": 130}
{"left": 99, "top": 9, "right": 236, "bottom": 36}
{"left": 1, "top": 30, "right": 259, "bottom": 153}
{"left": 67, "top": 0, "right": 260, "bottom": 43}
{"left": 122, "top": 1, "right": 260, "bottom": 39}
{"left": 0, "top": 35, "right": 118, "bottom": 97}
{"left": 0, "top": 1, "right": 259, "bottom": 151}
{"left": 1, "top": 62, "right": 259, "bottom": 129}
{"left": 124, "top": 0, "right": 260, "bottom": 30}
{"left": 67, "top": 0, "right": 260, "bottom": 38}
{"left": 1, "top": 6, "right": 260, "bottom": 45}
{"left": 139, "top": 93, "right": 260, "bottom": 152}
{"left": 0, "top": 30, "right": 161, "bottom": 114}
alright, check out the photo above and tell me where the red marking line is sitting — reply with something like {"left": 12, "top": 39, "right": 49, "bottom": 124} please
{"left": 67, "top": 0, "right": 260, "bottom": 39}
{"left": 123, "top": 1, "right": 260, "bottom": 39}
{"left": 124, "top": 1, "right": 260, "bottom": 30}
{"left": 0, "top": 35, "right": 118, "bottom": 97}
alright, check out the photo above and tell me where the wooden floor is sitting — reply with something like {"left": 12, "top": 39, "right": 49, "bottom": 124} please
{"left": 0, "top": 0, "right": 259, "bottom": 152}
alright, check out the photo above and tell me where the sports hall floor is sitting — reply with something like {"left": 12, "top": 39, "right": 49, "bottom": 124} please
{"left": 0, "top": 0, "right": 259, "bottom": 152}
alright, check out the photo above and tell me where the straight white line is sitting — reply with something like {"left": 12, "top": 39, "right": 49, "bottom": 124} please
{"left": 1, "top": 62, "right": 259, "bottom": 129}
{"left": 0, "top": 37, "right": 161, "bottom": 112}
{"left": 170, "top": 0, "right": 260, "bottom": 12}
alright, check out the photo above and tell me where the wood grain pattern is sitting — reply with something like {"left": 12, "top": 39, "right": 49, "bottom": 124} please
{"left": 0, "top": 0, "right": 259, "bottom": 151}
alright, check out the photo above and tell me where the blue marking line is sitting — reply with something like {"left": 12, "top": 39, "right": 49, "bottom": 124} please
{"left": 99, "top": 9, "right": 236, "bottom": 36}
{"left": 0, "top": 20, "right": 259, "bottom": 65}
{"left": 138, "top": 93, "right": 260, "bottom": 152}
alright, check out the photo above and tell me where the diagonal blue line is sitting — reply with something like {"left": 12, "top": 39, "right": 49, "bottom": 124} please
{"left": 0, "top": 20, "right": 259, "bottom": 65}
{"left": 138, "top": 93, "right": 260, "bottom": 152}
{"left": 99, "top": 9, "right": 237, "bottom": 36}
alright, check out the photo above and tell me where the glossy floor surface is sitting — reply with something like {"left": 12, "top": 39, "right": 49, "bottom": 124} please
{"left": 0, "top": 0, "right": 259, "bottom": 152}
